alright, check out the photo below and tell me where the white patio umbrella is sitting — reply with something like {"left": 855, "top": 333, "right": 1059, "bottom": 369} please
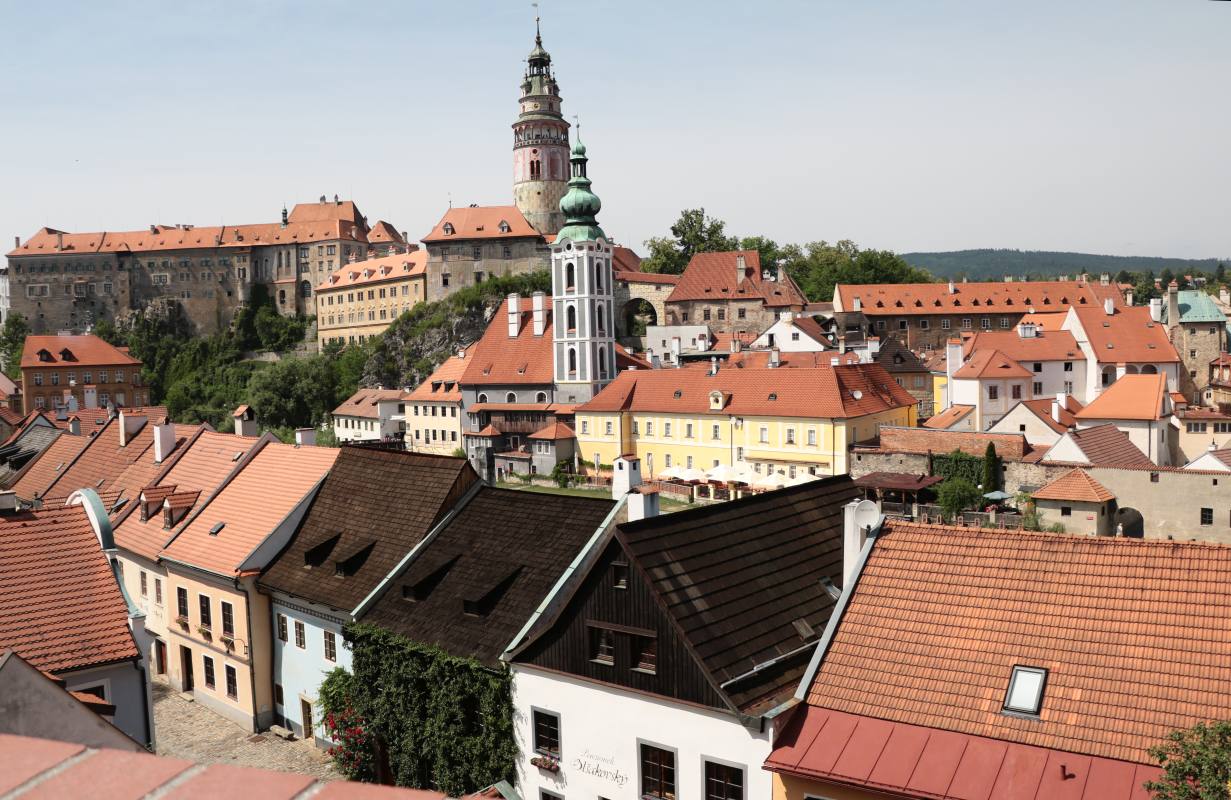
{"left": 705, "top": 464, "right": 743, "bottom": 483}
{"left": 786, "top": 472, "right": 820, "bottom": 486}
{"left": 753, "top": 471, "right": 788, "bottom": 490}
{"left": 658, "top": 465, "right": 682, "bottom": 480}
{"left": 678, "top": 467, "right": 707, "bottom": 482}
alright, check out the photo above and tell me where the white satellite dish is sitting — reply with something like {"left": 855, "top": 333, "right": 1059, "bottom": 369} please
{"left": 852, "top": 499, "right": 882, "bottom": 532}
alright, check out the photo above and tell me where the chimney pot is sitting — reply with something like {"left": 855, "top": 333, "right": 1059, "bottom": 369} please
{"left": 948, "top": 280, "right": 956, "bottom": 294}
{"left": 507, "top": 293, "right": 521, "bottom": 338}
{"left": 531, "top": 291, "right": 546, "bottom": 336}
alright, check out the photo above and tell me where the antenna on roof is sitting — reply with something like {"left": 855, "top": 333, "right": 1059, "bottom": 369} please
{"left": 448, "top": 191, "right": 452, "bottom": 209}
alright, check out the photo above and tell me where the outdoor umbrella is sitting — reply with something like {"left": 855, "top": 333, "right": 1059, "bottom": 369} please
{"left": 706, "top": 464, "right": 744, "bottom": 483}
{"left": 753, "top": 471, "right": 788, "bottom": 490}
{"left": 658, "top": 466, "right": 682, "bottom": 480}
{"left": 983, "top": 490, "right": 1014, "bottom": 501}
{"left": 678, "top": 467, "right": 707, "bottom": 482}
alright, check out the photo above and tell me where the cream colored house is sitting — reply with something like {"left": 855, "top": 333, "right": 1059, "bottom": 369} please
{"left": 404, "top": 350, "right": 468, "bottom": 455}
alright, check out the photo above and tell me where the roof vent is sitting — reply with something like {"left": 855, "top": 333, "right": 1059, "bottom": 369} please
{"left": 209, "top": 522, "right": 225, "bottom": 536}
{"left": 768, "top": 392, "right": 778, "bottom": 401}
{"left": 673, "top": 390, "right": 682, "bottom": 399}
{"left": 792, "top": 618, "right": 818, "bottom": 642}
{"left": 852, "top": 390, "right": 863, "bottom": 400}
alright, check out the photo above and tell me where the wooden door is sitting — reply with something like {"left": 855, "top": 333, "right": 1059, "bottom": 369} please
{"left": 300, "top": 699, "right": 313, "bottom": 738}
{"left": 180, "top": 646, "right": 193, "bottom": 691}
{"left": 154, "top": 640, "right": 167, "bottom": 675}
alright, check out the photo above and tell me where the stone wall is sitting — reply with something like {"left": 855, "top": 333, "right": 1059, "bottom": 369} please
{"left": 1171, "top": 323, "right": 1226, "bottom": 400}
{"left": 613, "top": 278, "right": 673, "bottom": 340}
{"left": 423, "top": 238, "right": 548, "bottom": 303}
{"left": 664, "top": 298, "right": 776, "bottom": 336}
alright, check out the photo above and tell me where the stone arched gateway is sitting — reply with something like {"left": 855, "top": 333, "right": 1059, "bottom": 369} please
{"left": 1114, "top": 506, "right": 1144, "bottom": 538}
{"left": 613, "top": 273, "right": 676, "bottom": 341}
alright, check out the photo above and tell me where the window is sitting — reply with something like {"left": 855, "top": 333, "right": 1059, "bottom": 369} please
{"left": 199, "top": 595, "right": 212, "bottom": 629}
{"left": 613, "top": 561, "right": 629, "bottom": 589}
{"left": 277, "top": 614, "right": 288, "bottom": 642}
{"left": 225, "top": 665, "right": 238, "bottom": 699}
{"left": 919, "top": 319, "right": 930, "bottom": 330}
{"left": 1063, "top": 381, "right": 1073, "bottom": 393}
{"left": 898, "top": 319, "right": 908, "bottom": 331}
{"left": 274, "top": 684, "right": 284, "bottom": 706}
{"left": 533, "top": 710, "right": 561, "bottom": 757}
{"left": 704, "top": 761, "right": 745, "bottom": 800}
{"left": 324, "top": 630, "right": 337, "bottom": 662}
{"left": 1011, "top": 384, "right": 1022, "bottom": 400}
{"left": 941, "top": 318, "right": 951, "bottom": 330}
{"left": 646, "top": 421, "right": 654, "bottom": 436}
{"left": 807, "top": 429, "right": 817, "bottom": 446}
{"left": 1003, "top": 665, "right": 1047, "bottom": 715}
{"left": 759, "top": 426, "right": 768, "bottom": 444}
{"left": 1217, "top": 423, "right": 1231, "bottom": 434}
{"left": 221, "top": 602, "right": 234, "bottom": 636}
{"left": 155, "top": 578, "right": 162, "bottom": 605}
{"left": 961, "top": 318, "right": 972, "bottom": 329}
{"left": 785, "top": 428, "right": 796, "bottom": 445}
{"left": 294, "top": 621, "right": 305, "bottom": 648}
{"left": 177, "top": 587, "right": 189, "bottom": 619}
{"left": 580, "top": 420, "right": 589, "bottom": 434}
{"left": 981, "top": 318, "right": 991, "bottom": 329}
{"left": 712, "top": 424, "right": 721, "bottom": 441}
{"left": 641, "top": 743, "right": 676, "bottom": 800}
{"left": 1032, "top": 362, "right": 1042, "bottom": 373}
{"left": 203, "top": 656, "right": 216, "bottom": 689}
{"left": 1201, "top": 508, "right": 1214, "bottom": 526}
{"left": 1188, "top": 422, "right": 1209, "bottom": 434}
{"left": 633, "top": 636, "right": 657, "bottom": 674}
{"left": 703, "top": 309, "right": 711, "bottom": 321}
{"left": 1060, "top": 506, "right": 1072, "bottom": 517}
{"left": 685, "top": 423, "right": 694, "bottom": 439}
{"left": 664, "top": 422, "right": 672, "bottom": 438}
{"left": 140, "top": 571, "right": 148, "bottom": 597}
{"left": 988, "top": 386, "right": 999, "bottom": 401}
{"left": 1063, "top": 361, "right": 1073, "bottom": 372}
{"left": 605, "top": 421, "right": 614, "bottom": 435}
{"left": 1033, "top": 382, "right": 1042, "bottom": 395}
{"left": 589, "top": 626, "right": 614, "bottom": 665}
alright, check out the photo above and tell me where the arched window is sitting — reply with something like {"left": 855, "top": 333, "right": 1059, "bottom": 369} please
{"left": 300, "top": 280, "right": 312, "bottom": 298}
{"left": 597, "top": 304, "right": 606, "bottom": 334}
{"left": 1101, "top": 366, "right": 1117, "bottom": 387}
{"left": 565, "top": 262, "right": 575, "bottom": 291}
{"left": 594, "top": 264, "right": 603, "bottom": 292}
{"left": 568, "top": 348, "right": 577, "bottom": 376}
{"left": 598, "top": 347, "right": 608, "bottom": 379}
{"left": 1124, "top": 365, "right": 1139, "bottom": 375}
{"left": 567, "top": 305, "right": 577, "bottom": 332}
{"left": 506, "top": 392, "right": 516, "bottom": 403}
{"left": 1141, "top": 364, "right": 1158, "bottom": 375}
{"left": 477, "top": 393, "right": 488, "bottom": 403}
{"left": 536, "top": 391, "right": 547, "bottom": 403}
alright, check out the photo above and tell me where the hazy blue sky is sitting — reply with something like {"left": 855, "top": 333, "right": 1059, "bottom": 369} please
{"left": 2, "top": 0, "right": 1227, "bottom": 258}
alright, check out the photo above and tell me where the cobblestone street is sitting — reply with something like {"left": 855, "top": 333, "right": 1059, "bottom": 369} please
{"left": 152, "top": 681, "right": 337, "bottom": 780}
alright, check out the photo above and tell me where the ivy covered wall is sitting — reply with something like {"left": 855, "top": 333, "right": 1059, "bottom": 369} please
{"left": 324, "top": 623, "right": 517, "bottom": 796}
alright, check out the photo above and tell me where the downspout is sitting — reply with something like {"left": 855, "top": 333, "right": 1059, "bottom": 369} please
{"left": 132, "top": 658, "right": 153, "bottom": 749}
{"left": 235, "top": 574, "right": 260, "bottom": 730}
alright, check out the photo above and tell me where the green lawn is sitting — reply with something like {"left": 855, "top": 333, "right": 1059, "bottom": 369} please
{"left": 495, "top": 482, "right": 692, "bottom": 513}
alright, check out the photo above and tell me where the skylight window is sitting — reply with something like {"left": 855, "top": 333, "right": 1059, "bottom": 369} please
{"left": 1004, "top": 665, "right": 1047, "bottom": 715}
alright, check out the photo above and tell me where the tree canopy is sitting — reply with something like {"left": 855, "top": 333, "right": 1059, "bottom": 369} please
{"left": 1146, "top": 719, "right": 1231, "bottom": 800}
{"left": 0, "top": 313, "right": 30, "bottom": 379}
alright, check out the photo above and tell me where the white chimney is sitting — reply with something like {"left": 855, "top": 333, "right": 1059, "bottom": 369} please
{"left": 1018, "top": 322, "right": 1036, "bottom": 339}
{"left": 612, "top": 454, "right": 642, "bottom": 497}
{"left": 153, "top": 418, "right": 176, "bottom": 463}
{"left": 507, "top": 293, "right": 520, "bottom": 337}
{"left": 627, "top": 489, "right": 660, "bottom": 522}
{"left": 769, "top": 347, "right": 781, "bottom": 368}
{"left": 867, "top": 336, "right": 880, "bottom": 357}
{"left": 1103, "top": 297, "right": 1115, "bottom": 316}
{"left": 853, "top": 297, "right": 862, "bottom": 311}
{"left": 1221, "top": 287, "right": 1230, "bottom": 306}
{"left": 295, "top": 427, "right": 316, "bottom": 446}
{"left": 735, "top": 253, "right": 746, "bottom": 285}
{"left": 1149, "top": 298, "right": 1163, "bottom": 323}
{"left": 945, "top": 338, "right": 963, "bottom": 410}
{"left": 948, "top": 280, "right": 956, "bottom": 295}
{"left": 531, "top": 291, "right": 546, "bottom": 336}
{"left": 67, "top": 416, "right": 80, "bottom": 436}
{"left": 709, "top": 356, "right": 719, "bottom": 375}
{"left": 0, "top": 490, "right": 19, "bottom": 513}
{"left": 671, "top": 337, "right": 681, "bottom": 365}
{"left": 118, "top": 411, "right": 147, "bottom": 448}
{"left": 843, "top": 499, "right": 882, "bottom": 586}
{"left": 83, "top": 385, "right": 98, "bottom": 409}
{"left": 1100, "top": 273, "right": 1110, "bottom": 286}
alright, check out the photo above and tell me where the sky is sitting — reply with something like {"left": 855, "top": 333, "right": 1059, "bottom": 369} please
{"left": 1, "top": 0, "right": 1228, "bottom": 259}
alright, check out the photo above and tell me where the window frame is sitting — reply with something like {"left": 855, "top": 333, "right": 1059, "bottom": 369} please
{"left": 203, "top": 655, "right": 216, "bottom": 689}
{"left": 294, "top": 619, "right": 306, "bottom": 649}
{"left": 531, "top": 708, "right": 562, "bottom": 758}
{"left": 639, "top": 740, "right": 678, "bottom": 800}
{"left": 702, "top": 757, "right": 747, "bottom": 800}
{"left": 1003, "top": 665, "right": 1047, "bottom": 716}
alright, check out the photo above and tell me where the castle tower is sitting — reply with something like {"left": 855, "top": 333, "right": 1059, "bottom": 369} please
{"left": 513, "top": 18, "right": 570, "bottom": 235}
{"left": 552, "top": 136, "right": 616, "bottom": 404}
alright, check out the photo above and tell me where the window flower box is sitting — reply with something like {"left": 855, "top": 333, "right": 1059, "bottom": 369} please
{"left": 221, "top": 634, "right": 235, "bottom": 651}
{"left": 530, "top": 755, "right": 560, "bottom": 773}
{"left": 196, "top": 624, "right": 212, "bottom": 639}
{"left": 176, "top": 616, "right": 189, "bottom": 628}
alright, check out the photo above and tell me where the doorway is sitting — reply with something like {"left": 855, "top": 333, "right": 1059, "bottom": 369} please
{"left": 180, "top": 645, "right": 194, "bottom": 691}
{"left": 154, "top": 640, "right": 167, "bottom": 675}
{"left": 301, "top": 699, "right": 314, "bottom": 739}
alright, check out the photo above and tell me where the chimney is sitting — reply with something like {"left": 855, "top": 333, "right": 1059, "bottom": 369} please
{"left": 671, "top": 337, "right": 681, "bottom": 366}
{"left": 1221, "top": 287, "right": 1230, "bottom": 306}
{"left": 867, "top": 336, "right": 880, "bottom": 357}
{"left": 56, "top": 232, "right": 64, "bottom": 251}
{"left": 852, "top": 297, "right": 862, "bottom": 311}
{"left": 843, "top": 499, "right": 882, "bottom": 586}
{"left": 830, "top": 357, "right": 840, "bottom": 366}
{"left": 945, "top": 338, "right": 963, "bottom": 410}
{"left": 1018, "top": 322, "right": 1036, "bottom": 339}
{"left": 1051, "top": 396, "right": 1062, "bottom": 424}
{"left": 83, "top": 385, "right": 98, "bottom": 409}
{"left": 0, "top": 491, "right": 18, "bottom": 514}
{"left": 507, "top": 293, "right": 520, "bottom": 337}
{"left": 1149, "top": 297, "right": 1163, "bottom": 323}
{"left": 233, "top": 405, "right": 259, "bottom": 437}
{"left": 67, "top": 416, "right": 80, "bottom": 436}
{"left": 709, "top": 356, "right": 719, "bottom": 376}
{"left": 735, "top": 253, "right": 746, "bottom": 285}
{"left": 531, "top": 291, "right": 546, "bottom": 336}
{"left": 1003, "top": 275, "right": 1012, "bottom": 283}
{"left": 838, "top": 335, "right": 847, "bottom": 354}
{"left": 153, "top": 418, "right": 176, "bottom": 463}
{"left": 1080, "top": 272, "right": 1090, "bottom": 283}
{"left": 294, "top": 427, "right": 316, "bottom": 446}
{"left": 769, "top": 347, "right": 781, "bottom": 368}
{"left": 1100, "top": 273, "right": 1110, "bottom": 286}
{"left": 627, "top": 489, "right": 660, "bottom": 522}
{"left": 13, "top": 235, "right": 19, "bottom": 249}
{"left": 149, "top": 224, "right": 158, "bottom": 234}
{"left": 1167, "top": 281, "right": 1180, "bottom": 329}
{"left": 1103, "top": 297, "right": 1115, "bottom": 316}
{"left": 948, "top": 280, "right": 956, "bottom": 294}
{"left": 612, "top": 454, "right": 642, "bottom": 497}
{"left": 118, "top": 410, "right": 147, "bottom": 448}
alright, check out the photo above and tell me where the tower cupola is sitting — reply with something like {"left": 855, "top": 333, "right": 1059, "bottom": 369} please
{"left": 512, "top": 15, "right": 570, "bottom": 235}
{"left": 557, "top": 137, "right": 605, "bottom": 243}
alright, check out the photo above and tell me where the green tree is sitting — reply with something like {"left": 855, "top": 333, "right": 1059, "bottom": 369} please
{"left": 784, "top": 240, "right": 933, "bottom": 301}
{"left": 1160, "top": 268, "right": 1175, "bottom": 292}
{"left": 640, "top": 208, "right": 739, "bottom": 275}
{"left": 1216, "top": 263, "right": 1226, "bottom": 285}
{"left": 1145, "top": 720, "right": 1231, "bottom": 800}
{"left": 937, "top": 478, "right": 982, "bottom": 520}
{"left": 1115, "top": 269, "right": 1133, "bottom": 285}
{"left": 247, "top": 356, "right": 340, "bottom": 430}
{"left": 0, "top": 313, "right": 30, "bottom": 379}
{"left": 982, "top": 443, "right": 1000, "bottom": 493}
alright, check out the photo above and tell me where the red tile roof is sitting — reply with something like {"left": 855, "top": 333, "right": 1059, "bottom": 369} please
{"left": 1071, "top": 305, "right": 1179, "bottom": 364}
{"left": 1016, "top": 395, "right": 1083, "bottom": 433}
{"left": 406, "top": 352, "right": 469, "bottom": 403}
{"left": 835, "top": 280, "right": 1109, "bottom": 317}
{"left": 577, "top": 363, "right": 917, "bottom": 419}
{"left": 1049, "top": 423, "right": 1154, "bottom": 467}
{"left": 316, "top": 250, "right": 425, "bottom": 292}
{"left": 287, "top": 199, "right": 366, "bottom": 226}
{"left": 873, "top": 426, "right": 1030, "bottom": 460}
{"left": 613, "top": 269, "right": 679, "bottom": 286}
{"left": 1032, "top": 468, "right": 1114, "bottom": 502}
{"left": 962, "top": 328, "right": 1081, "bottom": 362}
{"left": 159, "top": 441, "right": 338, "bottom": 576}
{"left": 666, "top": 250, "right": 807, "bottom": 308}
{"left": 528, "top": 421, "right": 575, "bottom": 440}
{"left": 805, "top": 520, "right": 1231, "bottom": 766}
{"left": 6, "top": 432, "right": 89, "bottom": 501}
{"left": 1075, "top": 374, "right": 1168, "bottom": 421}
{"left": 366, "top": 220, "right": 406, "bottom": 244}
{"left": 766, "top": 705, "right": 1160, "bottom": 800}
{"left": 332, "top": 388, "right": 409, "bottom": 419}
{"left": 921, "top": 404, "right": 973, "bottom": 429}
{"left": 0, "top": 734, "right": 463, "bottom": 799}
{"left": 611, "top": 246, "right": 643, "bottom": 273}
{"left": 952, "top": 348, "right": 1034, "bottom": 379}
{"left": 35, "top": 415, "right": 190, "bottom": 504}
{"left": 422, "top": 205, "right": 541, "bottom": 243}
{"left": 20, "top": 335, "right": 142, "bottom": 370}
{"left": 0, "top": 505, "right": 139, "bottom": 673}
{"left": 460, "top": 297, "right": 554, "bottom": 386}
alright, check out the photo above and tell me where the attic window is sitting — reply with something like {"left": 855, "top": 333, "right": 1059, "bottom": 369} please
{"left": 443, "top": 222, "right": 455, "bottom": 235}
{"left": 404, "top": 555, "right": 459, "bottom": 602}
{"left": 673, "top": 390, "right": 682, "bottom": 399}
{"left": 768, "top": 392, "right": 778, "bottom": 401}
{"left": 499, "top": 220, "right": 511, "bottom": 233}
{"left": 1003, "top": 665, "right": 1047, "bottom": 716}
{"left": 209, "top": 522, "right": 225, "bottom": 536}
{"left": 792, "top": 618, "right": 818, "bottom": 642}
{"left": 612, "top": 561, "right": 629, "bottom": 589}
{"left": 463, "top": 565, "right": 524, "bottom": 617}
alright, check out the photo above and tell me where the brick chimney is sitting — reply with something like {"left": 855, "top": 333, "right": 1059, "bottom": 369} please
{"left": 56, "top": 232, "right": 64, "bottom": 251}
{"left": 531, "top": 292, "right": 546, "bottom": 336}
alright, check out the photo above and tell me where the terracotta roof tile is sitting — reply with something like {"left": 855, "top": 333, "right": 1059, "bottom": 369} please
{"left": 460, "top": 297, "right": 554, "bottom": 386}
{"left": 21, "top": 335, "right": 142, "bottom": 370}
{"left": 666, "top": 250, "right": 807, "bottom": 307}
{"left": 421, "top": 205, "right": 540, "bottom": 243}
{"left": 922, "top": 404, "right": 974, "bottom": 429}
{"left": 1072, "top": 305, "right": 1179, "bottom": 364}
{"left": 578, "top": 363, "right": 916, "bottom": 419}
{"left": 963, "top": 328, "right": 1081, "bottom": 361}
{"left": 1032, "top": 468, "right": 1114, "bottom": 502}
{"left": 405, "top": 352, "right": 469, "bottom": 402}
{"left": 836, "top": 280, "right": 1109, "bottom": 316}
{"left": 528, "top": 421, "right": 575, "bottom": 440}
{"left": 1075, "top": 373, "right": 1168, "bottom": 421}
{"left": 1016, "top": 395, "right": 1083, "bottom": 433}
{"left": 1049, "top": 424, "right": 1154, "bottom": 467}
{"left": 32, "top": 415, "right": 168, "bottom": 503}
{"left": 806, "top": 521, "right": 1231, "bottom": 766}
{"left": 159, "top": 441, "right": 338, "bottom": 576}
{"left": 953, "top": 348, "right": 1034, "bottom": 379}
{"left": 316, "top": 250, "right": 425, "bottom": 292}
{"left": 0, "top": 505, "right": 139, "bottom": 673}
{"left": 873, "top": 426, "right": 1030, "bottom": 460}
{"left": 365, "top": 220, "right": 406, "bottom": 244}
{"left": 332, "top": 388, "right": 409, "bottom": 419}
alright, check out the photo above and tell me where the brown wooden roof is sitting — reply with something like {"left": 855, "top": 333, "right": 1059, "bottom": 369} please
{"left": 259, "top": 449, "right": 479, "bottom": 612}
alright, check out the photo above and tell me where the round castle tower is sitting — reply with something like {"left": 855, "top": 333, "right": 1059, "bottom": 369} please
{"left": 512, "top": 19, "right": 570, "bottom": 236}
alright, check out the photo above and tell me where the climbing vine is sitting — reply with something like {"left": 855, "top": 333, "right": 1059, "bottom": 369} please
{"left": 320, "top": 623, "right": 516, "bottom": 796}
{"left": 930, "top": 449, "right": 985, "bottom": 486}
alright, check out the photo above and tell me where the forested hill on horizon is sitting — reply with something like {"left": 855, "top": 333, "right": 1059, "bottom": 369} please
{"left": 901, "top": 249, "right": 1225, "bottom": 280}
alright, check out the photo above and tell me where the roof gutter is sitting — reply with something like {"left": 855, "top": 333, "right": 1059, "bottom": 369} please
{"left": 500, "top": 494, "right": 627, "bottom": 661}
{"left": 763, "top": 516, "right": 885, "bottom": 721}
{"left": 350, "top": 478, "right": 485, "bottom": 618}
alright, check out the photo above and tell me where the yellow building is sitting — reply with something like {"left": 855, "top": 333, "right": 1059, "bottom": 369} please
{"left": 574, "top": 364, "right": 918, "bottom": 481}
{"left": 404, "top": 349, "right": 468, "bottom": 454}
{"left": 315, "top": 249, "right": 426, "bottom": 347}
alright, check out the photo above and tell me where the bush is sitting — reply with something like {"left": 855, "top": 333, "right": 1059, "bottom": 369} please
{"left": 937, "top": 478, "right": 982, "bottom": 520}
{"left": 549, "top": 460, "right": 572, "bottom": 488}
{"left": 319, "top": 667, "right": 376, "bottom": 782}
{"left": 1146, "top": 720, "right": 1231, "bottom": 800}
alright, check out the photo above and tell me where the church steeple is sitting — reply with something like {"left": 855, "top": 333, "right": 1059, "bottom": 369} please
{"left": 513, "top": 16, "right": 570, "bottom": 235}
{"left": 557, "top": 135, "right": 605, "bottom": 243}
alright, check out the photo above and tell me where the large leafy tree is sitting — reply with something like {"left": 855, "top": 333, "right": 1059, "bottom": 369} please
{"left": 1146, "top": 720, "right": 1231, "bottom": 800}
{"left": 640, "top": 208, "right": 739, "bottom": 275}
{"left": 784, "top": 240, "right": 934, "bottom": 301}
{"left": 936, "top": 478, "right": 982, "bottom": 521}
{"left": 0, "top": 313, "right": 30, "bottom": 379}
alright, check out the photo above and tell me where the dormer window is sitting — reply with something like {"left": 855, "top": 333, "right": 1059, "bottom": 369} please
{"left": 498, "top": 220, "right": 511, "bottom": 233}
{"left": 1004, "top": 665, "right": 1047, "bottom": 716}
{"left": 443, "top": 222, "right": 455, "bottom": 235}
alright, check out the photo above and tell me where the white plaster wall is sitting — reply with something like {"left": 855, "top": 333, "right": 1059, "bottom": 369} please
{"left": 1077, "top": 418, "right": 1171, "bottom": 465}
{"left": 988, "top": 404, "right": 1063, "bottom": 447}
{"left": 753, "top": 320, "right": 825, "bottom": 352}
{"left": 512, "top": 665, "right": 774, "bottom": 800}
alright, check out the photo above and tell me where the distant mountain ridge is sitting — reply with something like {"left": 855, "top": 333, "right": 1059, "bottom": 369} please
{"left": 901, "top": 249, "right": 1224, "bottom": 280}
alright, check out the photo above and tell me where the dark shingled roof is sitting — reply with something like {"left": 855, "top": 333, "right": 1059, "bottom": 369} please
{"left": 1052, "top": 423, "right": 1153, "bottom": 467}
{"left": 259, "top": 449, "right": 479, "bottom": 612}
{"left": 615, "top": 475, "right": 859, "bottom": 715}
{"left": 362, "top": 486, "right": 614, "bottom": 667}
